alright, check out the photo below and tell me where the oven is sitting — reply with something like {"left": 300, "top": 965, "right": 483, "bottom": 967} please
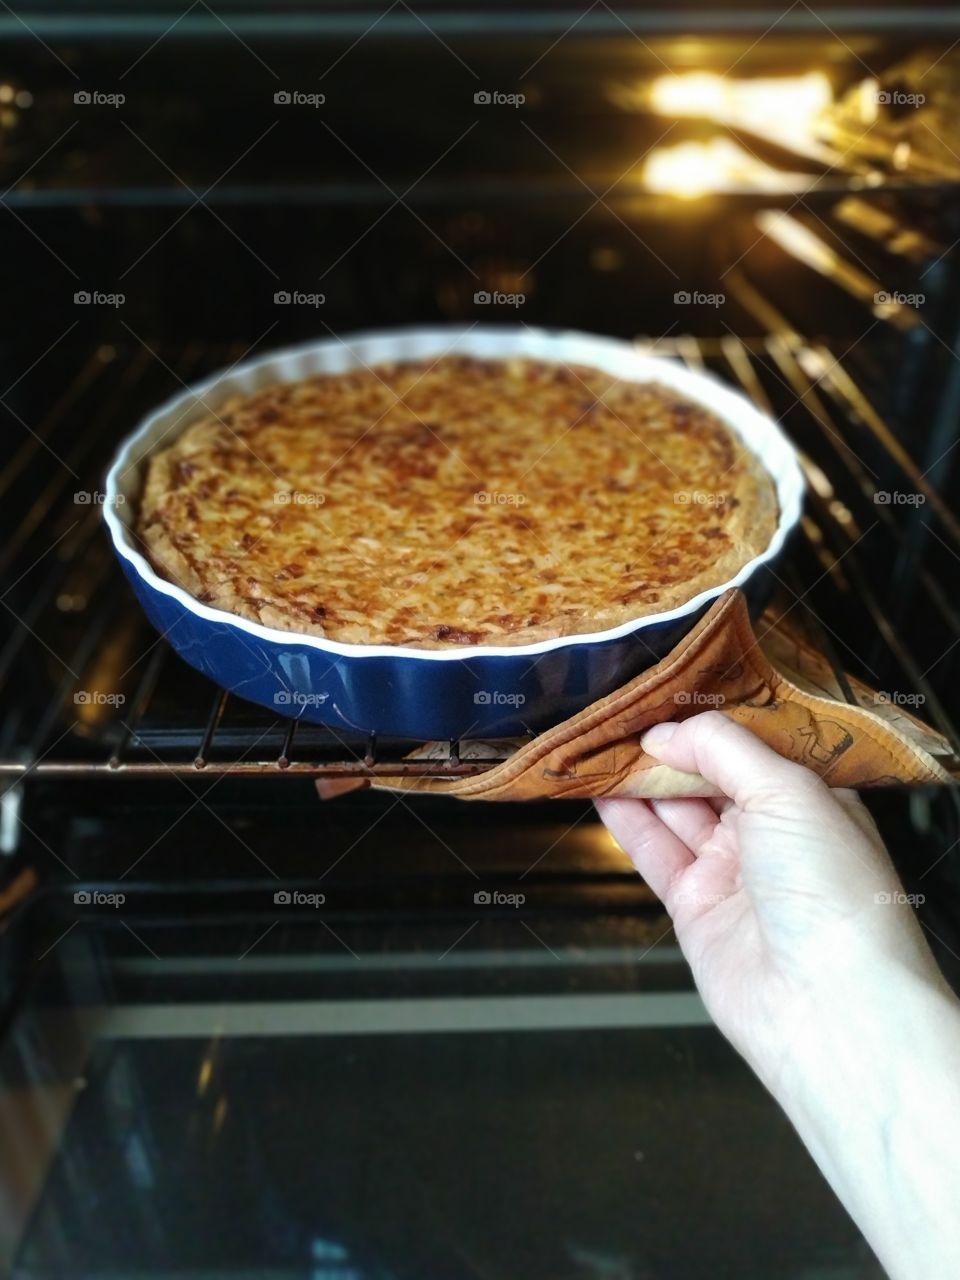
{"left": 1, "top": 4, "right": 959, "bottom": 1277}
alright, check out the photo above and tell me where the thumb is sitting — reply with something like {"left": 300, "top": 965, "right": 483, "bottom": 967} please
{"left": 640, "top": 710, "right": 830, "bottom": 815}
{"left": 643, "top": 713, "right": 901, "bottom": 914}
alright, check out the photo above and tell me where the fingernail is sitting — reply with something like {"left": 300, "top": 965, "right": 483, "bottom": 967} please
{"left": 640, "top": 721, "right": 679, "bottom": 753}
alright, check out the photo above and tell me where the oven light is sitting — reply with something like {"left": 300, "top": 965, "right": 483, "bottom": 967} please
{"left": 586, "top": 824, "right": 628, "bottom": 863}
{"left": 213, "top": 1095, "right": 228, "bottom": 1134}
{"left": 643, "top": 138, "right": 789, "bottom": 196}
{"left": 644, "top": 71, "right": 834, "bottom": 155}
{"left": 634, "top": 69, "right": 839, "bottom": 161}
{"left": 893, "top": 140, "right": 911, "bottom": 170}
{"left": 197, "top": 1055, "right": 214, "bottom": 1095}
{"left": 756, "top": 210, "right": 838, "bottom": 273}
{"left": 850, "top": 77, "right": 882, "bottom": 126}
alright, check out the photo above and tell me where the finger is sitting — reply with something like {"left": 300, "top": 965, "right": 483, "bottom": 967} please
{"left": 832, "top": 788, "right": 892, "bottom": 862}
{"left": 315, "top": 778, "right": 369, "bottom": 800}
{"left": 595, "top": 797, "right": 694, "bottom": 902}
{"left": 649, "top": 797, "right": 721, "bottom": 855}
{"left": 640, "top": 711, "right": 826, "bottom": 813}
{"left": 833, "top": 787, "right": 880, "bottom": 832}
{"left": 708, "top": 796, "right": 735, "bottom": 818}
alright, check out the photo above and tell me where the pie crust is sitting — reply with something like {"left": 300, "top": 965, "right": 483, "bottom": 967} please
{"left": 137, "top": 356, "right": 779, "bottom": 648}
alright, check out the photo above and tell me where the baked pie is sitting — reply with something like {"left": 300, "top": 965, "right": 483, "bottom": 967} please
{"left": 137, "top": 356, "right": 779, "bottom": 648}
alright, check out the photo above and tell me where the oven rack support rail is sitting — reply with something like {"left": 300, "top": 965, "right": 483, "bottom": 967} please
{"left": 1, "top": 329, "right": 959, "bottom": 782}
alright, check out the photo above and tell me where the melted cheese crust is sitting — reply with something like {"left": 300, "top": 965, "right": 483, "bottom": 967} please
{"left": 138, "top": 356, "right": 779, "bottom": 647}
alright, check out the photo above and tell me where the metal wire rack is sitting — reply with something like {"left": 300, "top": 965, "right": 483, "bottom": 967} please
{"left": 1, "top": 312, "right": 959, "bottom": 784}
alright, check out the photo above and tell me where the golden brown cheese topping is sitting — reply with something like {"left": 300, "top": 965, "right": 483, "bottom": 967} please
{"left": 137, "top": 356, "right": 779, "bottom": 648}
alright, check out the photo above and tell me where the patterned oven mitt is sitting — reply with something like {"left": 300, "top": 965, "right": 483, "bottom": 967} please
{"left": 319, "top": 589, "right": 958, "bottom": 801}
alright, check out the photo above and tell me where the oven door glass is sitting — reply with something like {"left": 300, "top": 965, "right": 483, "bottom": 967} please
{"left": 0, "top": 897, "right": 880, "bottom": 1280}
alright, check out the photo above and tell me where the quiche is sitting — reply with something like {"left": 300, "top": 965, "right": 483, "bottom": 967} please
{"left": 137, "top": 356, "right": 779, "bottom": 648}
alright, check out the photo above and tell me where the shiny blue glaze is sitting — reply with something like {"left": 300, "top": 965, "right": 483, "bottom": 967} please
{"left": 120, "top": 557, "right": 779, "bottom": 739}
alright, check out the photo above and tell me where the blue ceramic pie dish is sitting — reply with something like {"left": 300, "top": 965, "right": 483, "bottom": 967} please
{"left": 103, "top": 326, "right": 804, "bottom": 739}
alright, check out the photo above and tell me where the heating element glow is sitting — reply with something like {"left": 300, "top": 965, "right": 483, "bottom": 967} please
{"left": 643, "top": 137, "right": 790, "bottom": 196}
{"left": 646, "top": 71, "right": 834, "bottom": 157}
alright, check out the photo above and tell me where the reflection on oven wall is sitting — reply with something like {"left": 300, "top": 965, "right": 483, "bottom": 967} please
{"left": 1, "top": 24, "right": 960, "bottom": 409}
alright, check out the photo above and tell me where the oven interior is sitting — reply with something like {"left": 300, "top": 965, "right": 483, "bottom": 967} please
{"left": 1, "top": 9, "right": 959, "bottom": 1278}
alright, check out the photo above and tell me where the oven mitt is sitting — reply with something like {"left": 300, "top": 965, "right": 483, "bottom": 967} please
{"left": 317, "top": 589, "right": 958, "bottom": 801}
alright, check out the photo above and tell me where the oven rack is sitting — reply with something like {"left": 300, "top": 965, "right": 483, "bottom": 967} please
{"left": 1, "top": 323, "right": 959, "bottom": 783}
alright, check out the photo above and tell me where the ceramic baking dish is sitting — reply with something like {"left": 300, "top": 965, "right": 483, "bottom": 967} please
{"left": 104, "top": 326, "right": 804, "bottom": 738}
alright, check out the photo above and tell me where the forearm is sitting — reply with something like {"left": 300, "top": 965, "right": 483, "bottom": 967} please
{"left": 753, "top": 966, "right": 960, "bottom": 1280}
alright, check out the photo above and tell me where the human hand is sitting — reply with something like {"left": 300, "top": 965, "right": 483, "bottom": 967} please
{"left": 595, "top": 711, "right": 943, "bottom": 1087}
{"left": 598, "top": 711, "right": 960, "bottom": 1280}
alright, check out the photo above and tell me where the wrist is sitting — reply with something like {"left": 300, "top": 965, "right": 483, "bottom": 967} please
{"left": 733, "top": 913, "right": 954, "bottom": 1097}
{"left": 751, "top": 962, "right": 960, "bottom": 1280}
{"left": 769, "top": 961, "right": 957, "bottom": 1099}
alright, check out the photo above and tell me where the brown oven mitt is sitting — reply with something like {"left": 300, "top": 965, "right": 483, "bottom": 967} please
{"left": 320, "top": 589, "right": 958, "bottom": 801}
